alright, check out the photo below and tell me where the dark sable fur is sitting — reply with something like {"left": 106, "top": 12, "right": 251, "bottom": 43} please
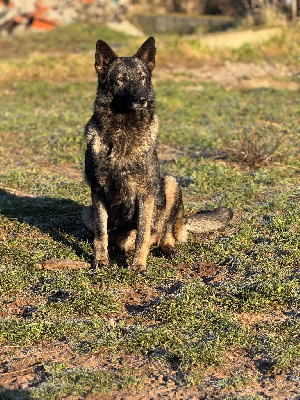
{"left": 84, "top": 37, "right": 233, "bottom": 271}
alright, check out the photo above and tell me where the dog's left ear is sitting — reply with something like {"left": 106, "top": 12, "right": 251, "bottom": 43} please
{"left": 135, "top": 37, "right": 156, "bottom": 71}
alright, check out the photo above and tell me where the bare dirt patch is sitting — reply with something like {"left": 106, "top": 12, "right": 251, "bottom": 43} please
{"left": 2, "top": 341, "right": 299, "bottom": 400}
{"left": 113, "top": 358, "right": 300, "bottom": 400}
{"left": 237, "top": 309, "right": 289, "bottom": 327}
{"left": 156, "top": 61, "right": 299, "bottom": 90}
{"left": 0, "top": 290, "right": 46, "bottom": 319}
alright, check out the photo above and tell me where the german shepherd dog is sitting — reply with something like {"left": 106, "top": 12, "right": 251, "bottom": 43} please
{"left": 83, "top": 37, "right": 233, "bottom": 271}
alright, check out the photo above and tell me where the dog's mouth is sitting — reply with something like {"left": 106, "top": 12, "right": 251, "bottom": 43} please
{"left": 131, "top": 100, "right": 148, "bottom": 110}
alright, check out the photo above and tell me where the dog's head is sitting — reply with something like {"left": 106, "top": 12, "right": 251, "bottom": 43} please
{"left": 94, "top": 37, "right": 156, "bottom": 113}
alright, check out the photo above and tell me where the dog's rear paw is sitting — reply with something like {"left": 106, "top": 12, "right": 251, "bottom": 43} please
{"left": 161, "top": 244, "right": 178, "bottom": 259}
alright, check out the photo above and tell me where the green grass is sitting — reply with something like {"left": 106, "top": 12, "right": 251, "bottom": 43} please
{"left": 31, "top": 365, "right": 142, "bottom": 399}
{"left": 0, "top": 22, "right": 299, "bottom": 399}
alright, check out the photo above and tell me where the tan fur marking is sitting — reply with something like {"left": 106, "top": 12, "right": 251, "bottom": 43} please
{"left": 119, "top": 230, "right": 137, "bottom": 253}
{"left": 132, "top": 196, "right": 155, "bottom": 268}
{"left": 149, "top": 115, "right": 158, "bottom": 144}
{"left": 173, "top": 205, "right": 187, "bottom": 243}
{"left": 159, "top": 176, "right": 187, "bottom": 252}
{"left": 164, "top": 176, "right": 177, "bottom": 211}
{"left": 158, "top": 176, "right": 177, "bottom": 248}
{"left": 94, "top": 235, "right": 109, "bottom": 265}
{"left": 91, "top": 130, "right": 105, "bottom": 155}
{"left": 92, "top": 196, "right": 109, "bottom": 266}
{"left": 160, "top": 233, "right": 175, "bottom": 251}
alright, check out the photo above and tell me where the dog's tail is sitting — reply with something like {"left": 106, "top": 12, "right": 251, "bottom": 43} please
{"left": 184, "top": 207, "right": 233, "bottom": 234}
{"left": 83, "top": 205, "right": 233, "bottom": 236}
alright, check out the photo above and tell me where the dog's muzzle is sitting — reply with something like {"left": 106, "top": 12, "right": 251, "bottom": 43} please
{"left": 111, "top": 89, "right": 149, "bottom": 113}
{"left": 132, "top": 97, "right": 148, "bottom": 110}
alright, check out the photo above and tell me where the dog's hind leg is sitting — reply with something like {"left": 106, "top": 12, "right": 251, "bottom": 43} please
{"left": 92, "top": 193, "right": 110, "bottom": 269}
{"left": 159, "top": 176, "right": 187, "bottom": 258}
{"left": 114, "top": 230, "right": 137, "bottom": 254}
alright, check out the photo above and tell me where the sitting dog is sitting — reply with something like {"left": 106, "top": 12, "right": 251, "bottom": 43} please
{"left": 83, "top": 37, "right": 233, "bottom": 271}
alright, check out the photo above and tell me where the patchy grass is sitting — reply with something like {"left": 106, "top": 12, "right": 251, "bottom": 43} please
{"left": 0, "top": 22, "right": 299, "bottom": 399}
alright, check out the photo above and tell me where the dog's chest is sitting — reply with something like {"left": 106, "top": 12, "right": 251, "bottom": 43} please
{"left": 90, "top": 133, "right": 150, "bottom": 194}
{"left": 86, "top": 114, "right": 159, "bottom": 193}
{"left": 93, "top": 130, "right": 148, "bottom": 170}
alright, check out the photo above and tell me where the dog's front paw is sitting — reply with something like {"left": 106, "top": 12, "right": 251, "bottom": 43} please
{"left": 131, "top": 262, "right": 147, "bottom": 273}
{"left": 92, "top": 258, "right": 110, "bottom": 270}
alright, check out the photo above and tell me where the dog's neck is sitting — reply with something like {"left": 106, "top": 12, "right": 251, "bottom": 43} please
{"left": 90, "top": 107, "right": 158, "bottom": 159}
{"left": 94, "top": 106, "right": 155, "bottom": 132}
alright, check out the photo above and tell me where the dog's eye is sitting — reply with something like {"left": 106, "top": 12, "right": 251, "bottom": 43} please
{"left": 141, "top": 74, "right": 147, "bottom": 82}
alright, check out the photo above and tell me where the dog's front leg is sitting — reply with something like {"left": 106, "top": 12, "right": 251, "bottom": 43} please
{"left": 92, "top": 193, "right": 110, "bottom": 269}
{"left": 132, "top": 195, "right": 155, "bottom": 272}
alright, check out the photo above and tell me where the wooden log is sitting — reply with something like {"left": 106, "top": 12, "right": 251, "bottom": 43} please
{"left": 38, "top": 259, "right": 91, "bottom": 270}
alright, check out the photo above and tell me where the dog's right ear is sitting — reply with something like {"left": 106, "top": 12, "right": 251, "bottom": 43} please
{"left": 95, "top": 40, "right": 118, "bottom": 76}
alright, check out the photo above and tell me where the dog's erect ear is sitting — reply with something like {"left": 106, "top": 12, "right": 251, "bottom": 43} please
{"left": 95, "top": 40, "right": 118, "bottom": 76}
{"left": 135, "top": 37, "right": 156, "bottom": 71}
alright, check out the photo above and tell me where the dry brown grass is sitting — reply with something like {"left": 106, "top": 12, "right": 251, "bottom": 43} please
{"left": 220, "top": 122, "right": 289, "bottom": 168}
{"left": 0, "top": 53, "right": 95, "bottom": 85}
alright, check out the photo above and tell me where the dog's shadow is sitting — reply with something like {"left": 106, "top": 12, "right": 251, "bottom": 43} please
{"left": 0, "top": 188, "right": 93, "bottom": 262}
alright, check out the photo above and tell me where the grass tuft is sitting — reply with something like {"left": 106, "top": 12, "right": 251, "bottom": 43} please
{"left": 219, "top": 122, "right": 290, "bottom": 168}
